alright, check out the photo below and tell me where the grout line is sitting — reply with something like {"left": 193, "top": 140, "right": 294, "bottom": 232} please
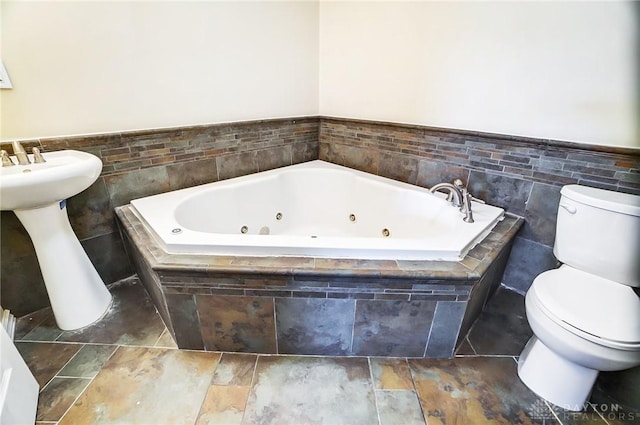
{"left": 367, "top": 357, "right": 383, "bottom": 425}
{"left": 150, "top": 327, "right": 167, "bottom": 348}
{"left": 55, "top": 345, "right": 121, "bottom": 424}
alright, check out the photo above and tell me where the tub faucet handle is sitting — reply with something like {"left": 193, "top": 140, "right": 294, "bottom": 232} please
{"left": 453, "top": 179, "right": 475, "bottom": 223}
{"left": 32, "top": 147, "right": 46, "bottom": 163}
{"left": 1, "top": 150, "right": 15, "bottom": 167}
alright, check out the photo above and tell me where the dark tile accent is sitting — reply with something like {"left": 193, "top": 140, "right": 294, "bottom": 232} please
{"left": 291, "top": 141, "right": 318, "bottom": 164}
{"left": 81, "top": 232, "right": 133, "bottom": 285}
{"left": 0, "top": 211, "right": 49, "bottom": 317}
{"left": 166, "top": 158, "right": 218, "bottom": 191}
{"left": 352, "top": 299, "right": 436, "bottom": 357}
{"left": 468, "top": 170, "right": 533, "bottom": 216}
{"left": 196, "top": 295, "right": 276, "bottom": 353}
{"left": 341, "top": 145, "right": 380, "bottom": 174}
{"left": 424, "top": 301, "right": 467, "bottom": 358}
{"left": 417, "top": 159, "right": 470, "bottom": 188}
{"left": 458, "top": 244, "right": 511, "bottom": 342}
{"left": 36, "top": 377, "right": 92, "bottom": 422}
{"left": 378, "top": 152, "right": 419, "bottom": 184}
{"left": 409, "top": 357, "right": 554, "bottom": 424}
{"left": 165, "top": 294, "right": 204, "bottom": 350}
{"left": 57, "top": 281, "right": 165, "bottom": 346}
{"left": 216, "top": 151, "right": 259, "bottom": 180}
{"left": 15, "top": 342, "right": 82, "bottom": 387}
{"left": 275, "top": 298, "right": 355, "bottom": 355}
{"left": 257, "top": 145, "right": 292, "bottom": 172}
{"left": 467, "top": 287, "right": 532, "bottom": 356}
{"left": 104, "top": 166, "right": 171, "bottom": 207}
{"left": 521, "top": 182, "right": 562, "bottom": 246}
{"left": 590, "top": 366, "right": 640, "bottom": 416}
{"left": 57, "top": 344, "right": 117, "bottom": 378}
{"left": 66, "top": 177, "right": 116, "bottom": 240}
{"left": 0, "top": 251, "right": 49, "bottom": 317}
{"left": 502, "top": 236, "right": 559, "bottom": 293}
{"left": 20, "top": 312, "right": 63, "bottom": 342}
{"left": 120, "top": 230, "right": 173, "bottom": 334}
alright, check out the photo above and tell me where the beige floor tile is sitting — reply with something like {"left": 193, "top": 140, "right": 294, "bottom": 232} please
{"left": 196, "top": 385, "right": 251, "bottom": 425}
{"left": 59, "top": 347, "right": 220, "bottom": 424}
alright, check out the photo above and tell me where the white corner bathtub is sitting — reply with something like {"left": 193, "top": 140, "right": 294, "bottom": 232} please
{"left": 130, "top": 160, "right": 505, "bottom": 261}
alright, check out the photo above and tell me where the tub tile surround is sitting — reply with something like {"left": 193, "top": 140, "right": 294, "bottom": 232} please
{"left": 318, "top": 117, "right": 640, "bottom": 293}
{"left": 116, "top": 202, "right": 522, "bottom": 358}
{"left": 2, "top": 115, "right": 639, "bottom": 315}
{"left": 0, "top": 118, "right": 319, "bottom": 316}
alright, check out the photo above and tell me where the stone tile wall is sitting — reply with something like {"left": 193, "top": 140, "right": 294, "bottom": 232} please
{"left": 3, "top": 114, "right": 637, "bottom": 315}
{"left": 319, "top": 117, "right": 640, "bottom": 293}
{"left": 1, "top": 118, "right": 318, "bottom": 315}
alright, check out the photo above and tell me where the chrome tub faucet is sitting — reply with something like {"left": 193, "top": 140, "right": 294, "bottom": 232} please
{"left": 430, "top": 179, "right": 475, "bottom": 223}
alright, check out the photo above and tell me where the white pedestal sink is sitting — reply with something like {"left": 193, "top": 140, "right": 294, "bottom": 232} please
{"left": 0, "top": 149, "right": 112, "bottom": 330}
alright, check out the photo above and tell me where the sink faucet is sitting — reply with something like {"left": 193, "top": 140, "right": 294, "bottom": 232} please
{"left": 430, "top": 179, "right": 475, "bottom": 223}
{"left": 12, "top": 141, "right": 30, "bottom": 165}
{"left": 1, "top": 150, "right": 15, "bottom": 167}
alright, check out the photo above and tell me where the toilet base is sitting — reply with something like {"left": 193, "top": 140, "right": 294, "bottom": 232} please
{"left": 518, "top": 336, "right": 598, "bottom": 411}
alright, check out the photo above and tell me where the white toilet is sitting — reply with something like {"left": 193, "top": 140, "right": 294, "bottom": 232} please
{"left": 518, "top": 184, "right": 640, "bottom": 411}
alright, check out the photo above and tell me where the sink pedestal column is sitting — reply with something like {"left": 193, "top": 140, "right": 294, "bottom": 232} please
{"left": 15, "top": 201, "right": 112, "bottom": 330}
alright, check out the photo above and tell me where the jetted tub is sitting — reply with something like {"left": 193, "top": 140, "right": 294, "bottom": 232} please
{"left": 130, "top": 160, "right": 504, "bottom": 261}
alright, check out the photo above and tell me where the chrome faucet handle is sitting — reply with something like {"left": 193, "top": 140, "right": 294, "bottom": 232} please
{"left": 32, "top": 147, "right": 46, "bottom": 163}
{"left": 1, "top": 150, "right": 15, "bottom": 167}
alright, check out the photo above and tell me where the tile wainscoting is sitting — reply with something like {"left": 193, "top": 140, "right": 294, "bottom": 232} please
{"left": 1, "top": 118, "right": 318, "bottom": 315}
{"left": 2, "top": 116, "right": 638, "bottom": 315}
{"left": 318, "top": 117, "right": 640, "bottom": 293}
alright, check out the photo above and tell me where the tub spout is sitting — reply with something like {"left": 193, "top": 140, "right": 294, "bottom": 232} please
{"left": 429, "top": 182, "right": 463, "bottom": 208}
{"left": 429, "top": 180, "right": 475, "bottom": 223}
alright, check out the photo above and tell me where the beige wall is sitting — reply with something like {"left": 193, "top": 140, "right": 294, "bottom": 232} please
{"left": 0, "top": 1, "right": 319, "bottom": 140}
{"left": 319, "top": 1, "right": 638, "bottom": 148}
{"left": 2, "top": 1, "right": 637, "bottom": 148}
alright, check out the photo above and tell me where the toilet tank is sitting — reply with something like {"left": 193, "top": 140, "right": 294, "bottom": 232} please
{"left": 554, "top": 185, "right": 640, "bottom": 287}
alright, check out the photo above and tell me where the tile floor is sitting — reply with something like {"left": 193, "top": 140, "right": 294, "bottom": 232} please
{"left": 14, "top": 277, "right": 637, "bottom": 425}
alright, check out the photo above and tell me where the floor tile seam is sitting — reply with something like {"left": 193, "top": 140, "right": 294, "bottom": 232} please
{"left": 464, "top": 336, "right": 478, "bottom": 355}
{"left": 405, "top": 358, "right": 432, "bottom": 420}
{"left": 421, "top": 303, "right": 438, "bottom": 358}
{"left": 55, "top": 371, "right": 101, "bottom": 425}
{"left": 51, "top": 342, "right": 121, "bottom": 418}
{"left": 367, "top": 357, "right": 384, "bottom": 425}
{"left": 37, "top": 377, "right": 93, "bottom": 423}
{"left": 543, "top": 399, "right": 565, "bottom": 425}
{"left": 238, "top": 353, "right": 263, "bottom": 425}
{"left": 150, "top": 328, "right": 170, "bottom": 348}
{"left": 36, "top": 343, "right": 87, "bottom": 392}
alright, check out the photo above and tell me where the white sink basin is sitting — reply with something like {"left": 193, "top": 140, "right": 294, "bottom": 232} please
{"left": 0, "top": 149, "right": 102, "bottom": 210}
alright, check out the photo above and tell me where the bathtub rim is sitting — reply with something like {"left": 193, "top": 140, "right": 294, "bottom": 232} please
{"left": 115, "top": 203, "right": 523, "bottom": 281}
{"left": 128, "top": 160, "right": 506, "bottom": 262}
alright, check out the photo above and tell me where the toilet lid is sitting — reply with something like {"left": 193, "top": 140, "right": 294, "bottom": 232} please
{"left": 531, "top": 265, "right": 640, "bottom": 346}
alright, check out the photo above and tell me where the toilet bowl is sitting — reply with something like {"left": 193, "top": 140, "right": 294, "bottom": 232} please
{"left": 518, "top": 266, "right": 640, "bottom": 409}
{"left": 517, "top": 185, "right": 640, "bottom": 411}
